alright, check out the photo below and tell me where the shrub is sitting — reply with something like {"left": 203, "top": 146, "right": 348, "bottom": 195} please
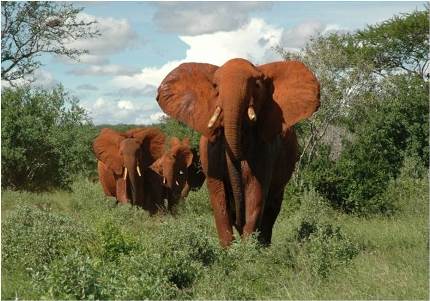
{"left": 2, "top": 204, "right": 94, "bottom": 270}
{"left": 159, "top": 117, "right": 201, "bottom": 149}
{"left": 32, "top": 250, "right": 101, "bottom": 300}
{"left": 285, "top": 189, "right": 360, "bottom": 278}
{"left": 1, "top": 85, "right": 97, "bottom": 191}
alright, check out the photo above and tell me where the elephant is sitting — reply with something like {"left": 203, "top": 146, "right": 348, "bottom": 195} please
{"left": 180, "top": 148, "right": 206, "bottom": 199}
{"left": 143, "top": 137, "right": 194, "bottom": 214}
{"left": 93, "top": 127, "right": 165, "bottom": 206}
{"left": 157, "top": 58, "right": 320, "bottom": 247}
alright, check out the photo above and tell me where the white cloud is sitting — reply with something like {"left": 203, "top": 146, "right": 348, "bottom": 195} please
{"left": 150, "top": 112, "right": 166, "bottom": 122}
{"left": 65, "top": 13, "right": 138, "bottom": 65}
{"left": 112, "top": 18, "right": 283, "bottom": 90}
{"left": 281, "top": 21, "right": 347, "bottom": 50}
{"left": 153, "top": 2, "right": 272, "bottom": 35}
{"left": 81, "top": 97, "right": 160, "bottom": 125}
{"left": 68, "top": 64, "right": 140, "bottom": 76}
{"left": 117, "top": 100, "right": 134, "bottom": 110}
{"left": 1, "top": 69, "right": 57, "bottom": 89}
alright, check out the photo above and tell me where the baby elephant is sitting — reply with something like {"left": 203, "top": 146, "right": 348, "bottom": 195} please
{"left": 144, "top": 137, "right": 193, "bottom": 214}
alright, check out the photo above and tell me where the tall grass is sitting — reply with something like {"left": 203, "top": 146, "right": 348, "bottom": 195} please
{"left": 2, "top": 173, "right": 428, "bottom": 300}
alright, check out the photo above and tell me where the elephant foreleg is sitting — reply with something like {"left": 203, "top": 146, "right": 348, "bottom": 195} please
{"left": 242, "top": 161, "right": 264, "bottom": 238}
{"left": 207, "top": 177, "right": 233, "bottom": 247}
{"left": 258, "top": 189, "right": 283, "bottom": 246}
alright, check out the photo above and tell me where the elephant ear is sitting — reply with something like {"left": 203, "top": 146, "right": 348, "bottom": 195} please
{"left": 157, "top": 63, "right": 219, "bottom": 137}
{"left": 93, "top": 128, "right": 126, "bottom": 175}
{"left": 128, "top": 128, "right": 166, "bottom": 167}
{"left": 258, "top": 61, "right": 320, "bottom": 141}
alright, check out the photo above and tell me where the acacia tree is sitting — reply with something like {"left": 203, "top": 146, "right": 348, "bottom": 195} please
{"left": 1, "top": 1, "right": 99, "bottom": 84}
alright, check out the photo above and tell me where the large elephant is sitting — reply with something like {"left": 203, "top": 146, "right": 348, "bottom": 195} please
{"left": 157, "top": 58, "right": 320, "bottom": 246}
{"left": 93, "top": 127, "right": 165, "bottom": 206}
{"left": 144, "top": 137, "right": 193, "bottom": 214}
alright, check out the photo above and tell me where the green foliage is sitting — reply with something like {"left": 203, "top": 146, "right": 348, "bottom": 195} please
{"left": 334, "top": 74, "right": 428, "bottom": 214}
{"left": 96, "top": 219, "right": 135, "bottom": 261}
{"left": 32, "top": 250, "right": 101, "bottom": 300}
{"left": 348, "top": 9, "right": 429, "bottom": 76}
{"left": 1, "top": 204, "right": 94, "bottom": 270}
{"left": 286, "top": 8, "right": 429, "bottom": 214}
{"left": 159, "top": 117, "right": 201, "bottom": 150}
{"left": 1, "top": 178, "right": 428, "bottom": 299}
{"left": 1, "top": 85, "right": 97, "bottom": 191}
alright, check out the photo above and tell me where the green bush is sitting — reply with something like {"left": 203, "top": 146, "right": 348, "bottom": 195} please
{"left": 32, "top": 250, "right": 101, "bottom": 300}
{"left": 299, "top": 75, "right": 428, "bottom": 215}
{"left": 159, "top": 117, "right": 201, "bottom": 149}
{"left": 1, "top": 85, "right": 97, "bottom": 191}
{"left": 285, "top": 189, "right": 360, "bottom": 278}
{"left": 1, "top": 204, "right": 94, "bottom": 270}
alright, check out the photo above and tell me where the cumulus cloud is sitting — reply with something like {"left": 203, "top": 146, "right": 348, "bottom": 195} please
{"left": 153, "top": 2, "right": 272, "bottom": 35}
{"left": 64, "top": 13, "right": 138, "bottom": 65}
{"left": 112, "top": 18, "right": 282, "bottom": 90}
{"left": 81, "top": 97, "right": 161, "bottom": 125}
{"left": 1, "top": 69, "right": 58, "bottom": 89}
{"left": 281, "top": 21, "right": 347, "bottom": 50}
{"left": 68, "top": 64, "right": 141, "bottom": 76}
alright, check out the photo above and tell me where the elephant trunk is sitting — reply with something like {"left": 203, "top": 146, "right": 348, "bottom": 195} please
{"left": 222, "top": 86, "right": 246, "bottom": 230}
{"left": 125, "top": 162, "right": 143, "bottom": 206}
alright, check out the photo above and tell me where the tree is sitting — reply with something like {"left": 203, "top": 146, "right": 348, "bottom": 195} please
{"left": 348, "top": 9, "right": 429, "bottom": 77}
{"left": 1, "top": 1, "right": 99, "bottom": 84}
{"left": 275, "top": 7, "right": 429, "bottom": 184}
{"left": 1, "top": 85, "right": 97, "bottom": 190}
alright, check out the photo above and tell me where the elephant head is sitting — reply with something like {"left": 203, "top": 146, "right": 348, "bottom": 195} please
{"left": 150, "top": 137, "right": 193, "bottom": 209}
{"left": 93, "top": 127, "right": 165, "bottom": 205}
{"left": 157, "top": 58, "right": 320, "bottom": 227}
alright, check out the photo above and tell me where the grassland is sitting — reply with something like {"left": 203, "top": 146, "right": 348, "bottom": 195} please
{"left": 1, "top": 175, "right": 428, "bottom": 300}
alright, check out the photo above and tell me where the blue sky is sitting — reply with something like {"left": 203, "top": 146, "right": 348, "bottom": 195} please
{"left": 8, "top": 1, "right": 425, "bottom": 125}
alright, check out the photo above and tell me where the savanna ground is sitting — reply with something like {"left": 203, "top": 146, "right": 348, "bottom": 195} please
{"left": 2, "top": 166, "right": 428, "bottom": 300}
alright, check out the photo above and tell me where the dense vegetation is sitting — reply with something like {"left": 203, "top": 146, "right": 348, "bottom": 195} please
{"left": 1, "top": 8, "right": 429, "bottom": 300}
{"left": 2, "top": 172, "right": 428, "bottom": 299}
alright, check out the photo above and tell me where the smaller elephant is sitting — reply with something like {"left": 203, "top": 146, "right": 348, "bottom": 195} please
{"left": 93, "top": 127, "right": 165, "bottom": 206}
{"left": 143, "top": 137, "right": 193, "bottom": 214}
{"left": 180, "top": 148, "right": 206, "bottom": 198}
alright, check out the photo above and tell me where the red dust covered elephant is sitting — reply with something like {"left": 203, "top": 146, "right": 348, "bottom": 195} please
{"left": 93, "top": 127, "right": 196, "bottom": 214}
{"left": 93, "top": 127, "right": 165, "bottom": 207}
{"left": 157, "top": 58, "right": 320, "bottom": 246}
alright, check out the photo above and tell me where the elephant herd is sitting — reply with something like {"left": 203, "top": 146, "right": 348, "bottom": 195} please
{"left": 94, "top": 58, "right": 320, "bottom": 247}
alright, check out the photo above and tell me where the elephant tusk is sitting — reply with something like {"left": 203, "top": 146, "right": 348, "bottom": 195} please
{"left": 163, "top": 177, "right": 167, "bottom": 184}
{"left": 179, "top": 170, "right": 184, "bottom": 175}
{"left": 123, "top": 167, "right": 128, "bottom": 180}
{"left": 176, "top": 180, "right": 179, "bottom": 186}
{"left": 248, "top": 106, "right": 257, "bottom": 122}
{"left": 136, "top": 165, "right": 141, "bottom": 177}
{"left": 207, "top": 106, "right": 222, "bottom": 129}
